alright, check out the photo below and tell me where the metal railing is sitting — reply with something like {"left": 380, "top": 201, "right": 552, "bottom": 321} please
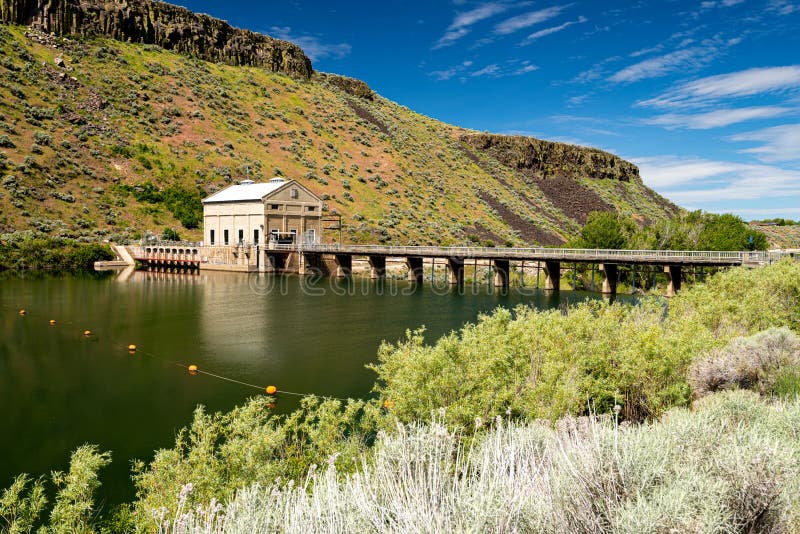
{"left": 266, "top": 244, "right": 784, "bottom": 264}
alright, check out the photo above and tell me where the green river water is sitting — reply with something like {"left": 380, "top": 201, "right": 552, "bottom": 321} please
{"left": 0, "top": 268, "right": 629, "bottom": 505}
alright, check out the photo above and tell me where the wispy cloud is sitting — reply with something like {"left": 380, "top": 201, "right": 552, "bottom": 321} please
{"left": 430, "top": 59, "right": 538, "bottom": 81}
{"left": 521, "top": 16, "right": 587, "bottom": 44}
{"left": 646, "top": 106, "right": 794, "bottom": 129}
{"left": 269, "top": 27, "right": 351, "bottom": 61}
{"left": 608, "top": 43, "right": 723, "bottom": 83}
{"left": 730, "top": 124, "right": 800, "bottom": 162}
{"left": 430, "top": 60, "right": 474, "bottom": 81}
{"left": 433, "top": 2, "right": 512, "bottom": 49}
{"left": 767, "top": 0, "right": 798, "bottom": 14}
{"left": 638, "top": 65, "right": 800, "bottom": 108}
{"left": 494, "top": 5, "right": 568, "bottom": 35}
{"left": 633, "top": 155, "right": 800, "bottom": 202}
{"left": 700, "top": 0, "right": 745, "bottom": 8}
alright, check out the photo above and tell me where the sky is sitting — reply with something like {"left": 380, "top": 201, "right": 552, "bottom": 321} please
{"left": 175, "top": 0, "right": 800, "bottom": 220}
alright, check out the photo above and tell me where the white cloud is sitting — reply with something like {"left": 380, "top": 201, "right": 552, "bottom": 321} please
{"left": 608, "top": 46, "right": 720, "bottom": 83}
{"left": 767, "top": 0, "right": 798, "bottom": 14}
{"left": 632, "top": 155, "right": 800, "bottom": 202}
{"left": 521, "top": 16, "right": 587, "bottom": 44}
{"left": 269, "top": 27, "right": 351, "bottom": 61}
{"left": 730, "top": 124, "right": 800, "bottom": 162}
{"left": 471, "top": 64, "right": 501, "bottom": 77}
{"left": 433, "top": 2, "right": 512, "bottom": 49}
{"left": 638, "top": 65, "right": 800, "bottom": 108}
{"left": 646, "top": 106, "right": 794, "bottom": 129}
{"left": 494, "top": 5, "right": 567, "bottom": 35}
{"left": 629, "top": 45, "right": 664, "bottom": 58}
{"left": 430, "top": 60, "right": 474, "bottom": 81}
{"left": 700, "top": 0, "right": 746, "bottom": 8}
{"left": 514, "top": 64, "right": 539, "bottom": 74}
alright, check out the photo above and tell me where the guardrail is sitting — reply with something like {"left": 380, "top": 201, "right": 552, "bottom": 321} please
{"left": 268, "top": 244, "right": 784, "bottom": 264}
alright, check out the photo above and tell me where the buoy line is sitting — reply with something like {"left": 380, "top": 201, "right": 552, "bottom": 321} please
{"left": 5, "top": 304, "right": 349, "bottom": 402}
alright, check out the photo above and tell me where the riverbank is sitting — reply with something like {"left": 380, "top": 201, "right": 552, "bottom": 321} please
{"left": 0, "top": 233, "right": 114, "bottom": 272}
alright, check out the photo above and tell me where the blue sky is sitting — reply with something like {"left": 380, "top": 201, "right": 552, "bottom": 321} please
{"left": 176, "top": 1, "right": 800, "bottom": 220}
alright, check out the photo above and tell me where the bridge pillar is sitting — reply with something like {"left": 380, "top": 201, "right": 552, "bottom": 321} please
{"left": 665, "top": 265, "right": 682, "bottom": 297}
{"left": 334, "top": 254, "right": 352, "bottom": 278}
{"left": 368, "top": 256, "right": 386, "bottom": 279}
{"left": 406, "top": 257, "right": 424, "bottom": 283}
{"left": 544, "top": 261, "right": 560, "bottom": 291}
{"left": 447, "top": 258, "right": 465, "bottom": 285}
{"left": 264, "top": 253, "right": 278, "bottom": 273}
{"left": 599, "top": 264, "right": 617, "bottom": 295}
{"left": 493, "top": 259, "right": 509, "bottom": 289}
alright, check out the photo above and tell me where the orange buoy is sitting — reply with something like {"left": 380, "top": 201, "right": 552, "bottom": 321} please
{"left": 83, "top": 330, "right": 92, "bottom": 337}
{"left": 188, "top": 364, "right": 198, "bottom": 373}
{"left": 383, "top": 400, "right": 395, "bottom": 409}
{"left": 265, "top": 385, "right": 277, "bottom": 395}
{"left": 49, "top": 319, "right": 56, "bottom": 325}
{"left": 128, "top": 344, "right": 137, "bottom": 353}
{"left": 19, "top": 309, "right": 26, "bottom": 316}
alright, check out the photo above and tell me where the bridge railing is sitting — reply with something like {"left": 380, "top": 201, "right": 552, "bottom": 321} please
{"left": 269, "top": 244, "right": 780, "bottom": 264}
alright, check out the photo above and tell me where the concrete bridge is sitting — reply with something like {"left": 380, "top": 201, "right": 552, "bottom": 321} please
{"left": 127, "top": 243, "right": 786, "bottom": 297}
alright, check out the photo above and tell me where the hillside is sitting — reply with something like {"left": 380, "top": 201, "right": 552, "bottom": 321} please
{"left": 0, "top": 2, "right": 678, "bottom": 246}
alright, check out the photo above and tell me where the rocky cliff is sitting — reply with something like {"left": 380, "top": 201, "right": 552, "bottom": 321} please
{"left": 461, "top": 134, "right": 641, "bottom": 183}
{"left": 0, "top": 0, "right": 313, "bottom": 78}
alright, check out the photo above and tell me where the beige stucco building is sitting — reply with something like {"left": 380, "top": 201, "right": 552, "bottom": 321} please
{"left": 202, "top": 178, "right": 323, "bottom": 246}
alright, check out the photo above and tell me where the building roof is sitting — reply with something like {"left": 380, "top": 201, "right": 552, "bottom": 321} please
{"left": 202, "top": 178, "right": 291, "bottom": 204}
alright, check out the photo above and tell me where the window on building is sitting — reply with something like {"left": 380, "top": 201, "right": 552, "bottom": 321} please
{"left": 238, "top": 229, "right": 244, "bottom": 244}
{"left": 307, "top": 206, "right": 316, "bottom": 212}
{"left": 270, "top": 204, "right": 280, "bottom": 210}
{"left": 290, "top": 229, "right": 297, "bottom": 243}
{"left": 290, "top": 188, "right": 298, "bottom": 199}
{"left": 223, "top": 229, "right": 229, "bottom": 245}
{"left": 209, "top": 229, "right": 215, "bottom": 245}
{"left": 254, "top": 229, "right": 260, "bottom": 244}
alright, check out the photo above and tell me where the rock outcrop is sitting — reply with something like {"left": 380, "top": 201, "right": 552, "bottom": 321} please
{"left": 315, "top": 73, "right": 374, "bottom": 100}
{"left": 461, "top": 133, "right": 641, "bottom": 183}
{"left": 0, "top": 0, "right": 313, "bottom": 78}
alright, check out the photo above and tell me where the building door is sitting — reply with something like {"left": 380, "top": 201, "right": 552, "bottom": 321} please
{"left": 305, "top": 229, "right": 316, "bottom": 244}
{"left": 238, "top": 229, "right": 244, "bottom": 245}
{"left": 290, "top": 229, "right": 297, "bottom": 243}
{"left": 210, "top": 229, "right": 215, "bottom": 246}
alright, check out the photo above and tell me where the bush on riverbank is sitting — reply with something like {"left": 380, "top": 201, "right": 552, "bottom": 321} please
{"left": 0, "top": 233, "right": 114, "bottom": 272}
{"left": 371, "top": 258, "right": 800, "bottom": 427}
{"left": 164, "top": 390, "right": 800, "bottom": 533}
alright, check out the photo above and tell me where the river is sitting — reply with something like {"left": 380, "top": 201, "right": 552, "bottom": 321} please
{"left": 0, "top": 268, "right": 629, "bottom": 504}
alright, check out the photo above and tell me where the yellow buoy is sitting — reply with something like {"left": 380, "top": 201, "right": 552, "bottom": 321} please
{"left": 383, "top": 400, "right": 395, "bottom": 409}
{"left": 83, "top": 330, "right": 92, "bottom": 337}
{"left": 49, "top": 319, "right": 56, "bottom": 325}
{"left": 265, "top": 385, "right": 277, "bottom": 395}
{"left": 188, "top": 364, "right": 198, "bottom": 373}
{"left": 128, "top": 344, "right": 137, "bottom": 353}
{"left": 19, "top": 309, "right": 26, "bottom": 316}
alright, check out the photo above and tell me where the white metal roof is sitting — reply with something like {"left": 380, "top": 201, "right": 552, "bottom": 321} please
{"left": 202, "top": 178, "right": 289, "bottom": 203}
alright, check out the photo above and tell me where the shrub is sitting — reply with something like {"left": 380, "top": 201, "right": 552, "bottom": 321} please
{"left": 689, "top": 327, "right": 800, "bottom": 398}
{"left": 0, "top": 135, "right": 15, "bottom": 148}
{"left": 165, "top": 391, "right": 800, "bottom": 533}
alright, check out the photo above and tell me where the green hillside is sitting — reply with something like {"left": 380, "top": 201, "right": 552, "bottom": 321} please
{"left": 0, "top": 23, "right": 677, "bottom": 245}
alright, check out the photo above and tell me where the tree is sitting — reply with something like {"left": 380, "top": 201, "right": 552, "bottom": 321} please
{"left": 697, "top": 214, "right": 768, "bottom": 251}
{"left": 574, "top": 211, "right": 634, "bottom": 249}
{"left": 161, "top": 227, "right": 181, "bottom": 242}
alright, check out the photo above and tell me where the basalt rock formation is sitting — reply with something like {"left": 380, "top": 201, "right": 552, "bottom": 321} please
{"left": 461, "top": 133, "right": 641, "bottom": 183}
{"left": 0, "top": 0, "right": 313, "bottom": 78}
{"left": 316, "top": 73, "right": 374, "bottom": 101}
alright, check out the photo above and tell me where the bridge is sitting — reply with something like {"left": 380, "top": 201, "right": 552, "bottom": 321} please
{"left": 127, "top": 243, "right": 787, "bottom": 297}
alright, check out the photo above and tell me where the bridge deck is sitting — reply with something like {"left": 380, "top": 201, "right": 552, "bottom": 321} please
{"left": 271, "top": 244, "right": 772, "bottom": 266}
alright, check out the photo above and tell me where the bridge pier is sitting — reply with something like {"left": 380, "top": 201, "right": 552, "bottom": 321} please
{"left": 544, "top": 261, "right": 560, "bottom": 291}
{"left": 447, "top": 258, "right": 465, "bottom": 285}
{"left": 599, "top": 263, "right": 617, "bottom": 295}
{"left": 406, "top": 257, "right": 424, "bottom": 283}
{"left": 493, "top": 259, "right": 509, "bottom": 289}
{"left": 665, "top": 265, "right": 682, "bottom": 297}
{"left": 334, "top": 254, "right": 352, "bottom": 278}
{"left": 368, "top": 256, "right": 386, "bottom": 280}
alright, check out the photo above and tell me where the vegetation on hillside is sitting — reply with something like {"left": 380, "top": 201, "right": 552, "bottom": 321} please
{"left": 0, "top": 24, "right": 675, "bottom": 246}
{"left": 2, "top": 259, "right": 798, "bottom": 532}
{"left": 0, "top": 233, "right": 114, "bottom": 271}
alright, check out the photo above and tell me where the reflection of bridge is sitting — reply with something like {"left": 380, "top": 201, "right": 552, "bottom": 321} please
{"left": 126, "top": 243, "right": 788, "bottom": 297}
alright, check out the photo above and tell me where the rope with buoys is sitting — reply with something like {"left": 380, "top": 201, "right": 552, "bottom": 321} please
{"left": 4, "top": 304, "right": 349, "bottom": 402}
